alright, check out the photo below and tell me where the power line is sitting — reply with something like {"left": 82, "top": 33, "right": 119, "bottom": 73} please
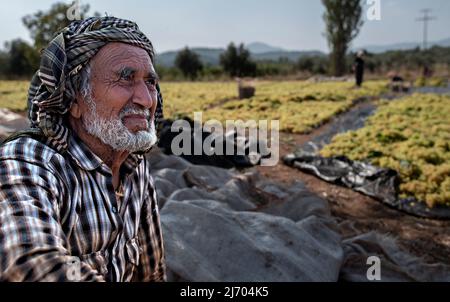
{"left": 416, "top": 9, "right": 436, "bottom": 50}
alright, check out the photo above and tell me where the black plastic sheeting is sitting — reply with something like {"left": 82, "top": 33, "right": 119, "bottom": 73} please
{"left": 414, "top": 84, "right": 450, "bottom": 95}
{"left": 300, "top": 100, "right": 377, "bottom": 154}
{"left": 157, "top": 118, "right": 271, "bottom": 169}
{"left": 284, "top": 154, "right": 450, "bottom": 220}
{"left": 299, "top": 90, "right": 449, "bottom": 154}
{"left": 289, "top": 92, "right": 450, "bottom": 220}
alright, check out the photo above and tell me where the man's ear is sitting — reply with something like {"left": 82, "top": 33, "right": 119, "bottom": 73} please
{"left": 69, "top": 98, "right": 82, "bottom": 119}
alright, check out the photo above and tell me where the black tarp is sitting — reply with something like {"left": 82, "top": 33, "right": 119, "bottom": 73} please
{"left": 299, "top": 100, "right": 377, "bottom": 154}
{"left": 287, "top": 92, "right": 450, "bottom": 220}
{"left": 157, "top": 118, "right": 271, "bottom": 169}
{"left": 284, "top": 154, "right": 450, "bottom": 220}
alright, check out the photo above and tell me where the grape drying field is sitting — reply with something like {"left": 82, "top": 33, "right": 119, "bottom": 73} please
{"left": 321, "top": 93, "right": 450, "bottom": 207}
{"left": 1, "top": 79, "right": 449, "bottom": 209}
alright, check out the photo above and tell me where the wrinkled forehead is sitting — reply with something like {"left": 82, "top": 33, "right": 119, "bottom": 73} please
{"left": 90, "top": 42, "right": 155, "bottom": 75}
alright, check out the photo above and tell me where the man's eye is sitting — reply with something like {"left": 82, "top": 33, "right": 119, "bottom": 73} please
{"left": 146, "top": 78, "right": 157, "bottom": 86}
{"left": 120, "top": 74, "right": 132, "bottom": 81}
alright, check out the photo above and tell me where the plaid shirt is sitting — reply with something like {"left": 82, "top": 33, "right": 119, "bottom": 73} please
{"left": 0, "top": 133, "right": 166, "bottom": 282}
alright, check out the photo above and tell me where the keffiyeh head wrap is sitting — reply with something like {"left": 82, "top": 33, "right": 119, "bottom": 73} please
{"left": 27, "top": 16, "right": 163, "bottom": 152}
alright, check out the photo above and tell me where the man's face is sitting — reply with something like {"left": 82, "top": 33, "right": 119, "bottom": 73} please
{"left": 78, "top": 42, "right": 159, "bottom": 152}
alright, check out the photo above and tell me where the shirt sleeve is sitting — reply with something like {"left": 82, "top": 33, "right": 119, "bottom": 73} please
{"left": 0, "top": 156, "right": 105, "bottom": 282}
{"left": 134, "top": 169, "right": 166, "bottom": 282}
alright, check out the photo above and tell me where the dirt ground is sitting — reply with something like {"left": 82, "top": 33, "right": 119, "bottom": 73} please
{"left": 250, "top": 102, "right": 450, "bottom": 266}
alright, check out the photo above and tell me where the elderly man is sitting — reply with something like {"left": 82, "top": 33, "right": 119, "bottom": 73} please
{"left": 0, "top": 17, "right": 166, "bottom": 281}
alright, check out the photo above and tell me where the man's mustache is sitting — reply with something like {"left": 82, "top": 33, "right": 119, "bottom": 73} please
{"left": 120, "top": 107, "right": 153, "bottom": 123}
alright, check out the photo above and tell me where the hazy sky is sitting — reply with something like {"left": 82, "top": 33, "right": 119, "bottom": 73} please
{"left": 0, "top": 0, "right": 449, "bottom": 53}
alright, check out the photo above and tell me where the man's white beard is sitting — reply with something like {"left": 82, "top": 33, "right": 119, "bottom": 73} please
{"left": 82, "top": 96, "right": 157, "bottom": 153}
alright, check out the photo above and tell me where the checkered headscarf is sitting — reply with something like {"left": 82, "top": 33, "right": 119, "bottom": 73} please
{"left": 27, "top": 16, "right": 164, "bottom": 152}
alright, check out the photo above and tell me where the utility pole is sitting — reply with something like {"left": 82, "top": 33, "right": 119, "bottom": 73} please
{"left": 416, "top": 9, "right": 436, "bottom": 50}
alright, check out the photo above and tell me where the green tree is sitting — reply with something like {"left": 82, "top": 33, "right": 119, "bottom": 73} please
{"left": 220, "top": 43, "right": 256, "bottom": 77}
{"left": 3, "top": 39, "right": 40, "bottom": 78}
{"left": 22, "top": 2, "right": 92, "bottom": 50}
{"left": 322, "top": 0, "right": 363, "bottom": 76}
{"left": 0, "top": 50, "right": 8, "bottom": 78}
{"left": 174, "top": 47, "right": 203, "bottom": 80}
{"left": 297, "top": 57, "right": 315, "bottom": 72}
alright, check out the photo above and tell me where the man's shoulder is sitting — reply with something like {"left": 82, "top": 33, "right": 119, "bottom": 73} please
{"left": 0, "top": 136, "right": 61, "bottom": 165}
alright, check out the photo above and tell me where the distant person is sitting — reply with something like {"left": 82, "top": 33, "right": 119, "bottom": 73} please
{"left": 422, "top": 65, "right": 433, "bottom": 78}
{"left": 0, "top": 17, "right": 166, "bottom": 282}
{"left": 353, "top": 50, "right": 365, "bottom": 87}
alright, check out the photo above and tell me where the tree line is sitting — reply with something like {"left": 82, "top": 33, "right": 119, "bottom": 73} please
{"left": 0, "top": 1, "right": 448, "bottom": 81}
{"left": 157, "top": 44, "right": 450, "bottom": 81}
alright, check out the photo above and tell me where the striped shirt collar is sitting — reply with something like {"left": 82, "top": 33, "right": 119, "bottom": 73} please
{"left": 66, "top": 131, "right": 143, "bottom": 173}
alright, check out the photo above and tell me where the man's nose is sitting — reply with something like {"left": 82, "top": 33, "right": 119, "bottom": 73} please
{"left": 132, "top": 80, "right": 156, "bottom": 109}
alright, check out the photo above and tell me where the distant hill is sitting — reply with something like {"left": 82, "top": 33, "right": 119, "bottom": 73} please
{"left": 156, "top": 48, "right": 224, "bottom": 67}
{"left": 155, "top": 37, "right": 450, "bottom": 67}
{"left": 246, "top": 42, "right": 284, "bottom": 54}
{"left": 354, "top": 37, "right": 450, "bottom": 53}
{"left": 252, "top": 50, "right": 325, "bottom": 62}
{"left": 155, "top": 42, "right": 325, "bottom": 67}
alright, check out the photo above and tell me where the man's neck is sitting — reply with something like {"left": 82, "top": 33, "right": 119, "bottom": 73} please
{"left": 69, "top": 118, "right": 129, "bottom": 190}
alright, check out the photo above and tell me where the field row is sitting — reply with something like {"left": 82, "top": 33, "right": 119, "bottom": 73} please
{"left": 162, "top": 80, "right": 388, "bottom": 133}
{"left": 0, "top": 81, "right": 30, "bottom": 112}
{"left": 0, "top": 80, "right": 388, "bottom": 134}
{"left": 320, "top": 93, "right": 450, "bottom": 207}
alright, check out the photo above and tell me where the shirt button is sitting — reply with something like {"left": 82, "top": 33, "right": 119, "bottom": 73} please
{"left": 112, "top": 207, "right": 118, "bottom": 214}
